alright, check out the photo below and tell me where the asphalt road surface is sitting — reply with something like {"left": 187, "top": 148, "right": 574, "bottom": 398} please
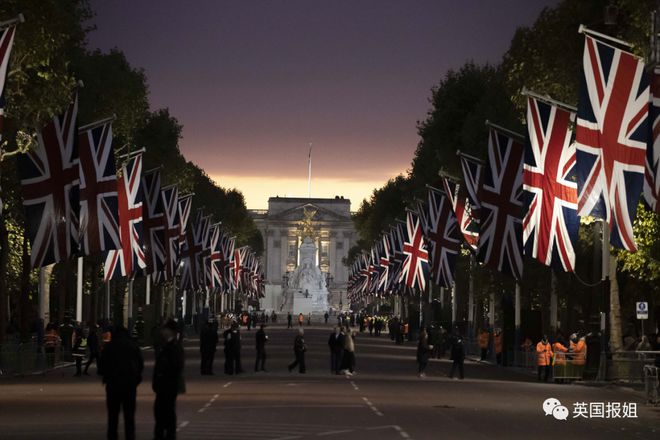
{"left": 1, "top": 323, "right": 658, "bottom": 440}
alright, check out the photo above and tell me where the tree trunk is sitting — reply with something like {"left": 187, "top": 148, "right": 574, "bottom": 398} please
{"left": 609, "top": 252, "right": 623, "bottom": 353}
{"left": 19, "top": 233, "right": 32, "bottom": 340}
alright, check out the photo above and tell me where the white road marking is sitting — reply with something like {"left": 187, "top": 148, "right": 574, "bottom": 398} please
{"left": 362, "top": 397, "right": 384, "bottom": 417}
{"left": 349, "top": 380, "right": 359, "bottom": 391}
{"left": 198, "top": 407, "right": 206, "bottom": 413}
{"left": 223, "top": 381, "right": 232, "bottom": 388}
{"left": 213, "top": 393, "right": 219, "bottom": 398}
{"left": 367, "top": 425, "right": 411, "bottom": 439}
{"left": 176, "top": 420, "right": 189, "bottom": 432}
{"left": 316, "top": 429, "right": 354, "bottom": 436}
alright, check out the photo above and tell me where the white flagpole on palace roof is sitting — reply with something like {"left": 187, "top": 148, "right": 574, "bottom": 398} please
{"left": 307, "top": 143, "right": 312, "bottom": 198}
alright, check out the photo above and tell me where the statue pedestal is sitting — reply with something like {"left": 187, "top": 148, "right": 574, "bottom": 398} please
{"left": 280, "top": 237, "right": 329, "bottom": 315}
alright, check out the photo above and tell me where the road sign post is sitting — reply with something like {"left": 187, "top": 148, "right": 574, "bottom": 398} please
{"left": 636, "top": 302, "right": 648, "bottom": 337}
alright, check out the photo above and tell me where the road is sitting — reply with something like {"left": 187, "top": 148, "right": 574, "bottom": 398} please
{"left": 0, "top": 323, "right": 658, "bottom": 439}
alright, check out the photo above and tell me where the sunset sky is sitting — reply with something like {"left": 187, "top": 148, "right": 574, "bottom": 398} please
{"left": 88, "top": 0, "right": 556, "bottom": 209}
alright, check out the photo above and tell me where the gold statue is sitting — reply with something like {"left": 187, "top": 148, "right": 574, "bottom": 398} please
{"left": 298, "top": 206, "right": 318, "bottom": 238}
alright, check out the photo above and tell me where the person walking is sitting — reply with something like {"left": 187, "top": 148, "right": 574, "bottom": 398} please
{"left": 99, "top": 325, "right": 144, "bottom": 440}
{"left": 324, "top": 312, "right": 329, "bottom": 324}
{"left": 288, "top": 329, "right": 307, "bottom": 373}
{"left": 223, "top": 324, "right": 234, "bottom": 375}
{"left": 72, "top": 325, "right": 87, "bottom": 377}
{"left": 200, "top": 320, "right": 218, "bottom": 375}
{"left": 287, "top": 313, "right": 293, "bottom": 329}
{"left": 298, "top": 313, "right": 304, "bottom": 327}
{"left": 328, "top": 326, "right": 345, "bottom": 374}
{"left": 493, "top": 329, "right": 503, "bottom": 365}
{"left": 449, "top": 334, "right": 465, "bottom": 380}
{"left": 255, "top": 324, "right": 268, "bottom": 372}
{"left": 417, "top": 328, "right": 432, "bottom": 378}
{"left": 227, "top": 322, "right": 243, "bottom": 374}
{"left": 478, "top": 328, "right": 489, "bottom": 361}
{"left": 343, "top": 328, "right": 356, "bottom": 376}
{"left": 84, "top": 323, "right": 100, "bottom": 375}
{"left": 153, "top": 320, "right": 185, "bottom": 440}
{"left": 536, "top": 335, "right": 553, "bottom": 382}
{"left": 44, "top": 323, "right": 60, "bottom": 368}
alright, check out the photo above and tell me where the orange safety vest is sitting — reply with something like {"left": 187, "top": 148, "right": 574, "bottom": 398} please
{"left": 44, "top": 330, "right": 59, "bottom": 348}
{"left": 572, "top": 340, "right": 586, "bottom": 365}
{"left": 536, "top": 341, "right": 553, "bottom": 366}
{"left": 478, "top": 331, "right": 489, "bottom": 349}
{"left": 494, "top": 334, "right": 503, "bottom": 354}
{"left": 552, "top": 342, "right": 568, "bottom": 365}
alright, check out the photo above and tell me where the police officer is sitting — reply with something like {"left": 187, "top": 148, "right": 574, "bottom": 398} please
{"left": 153, "top": 320, "right": 184, "bottom": 440}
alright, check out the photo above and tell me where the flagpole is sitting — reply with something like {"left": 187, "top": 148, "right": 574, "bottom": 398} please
{"left": 78, "top": 115, "right": 116, "bottom": 133}
{"left": 578, "top": 24, "right": 634, "bottom": 49}
{"left": 76, "top": 256, "right": 83, "bottom": 323}
{"left": 0, "top": 13, "right": 24, "bottom": 30}
{"left": 468, "top": 254, "right": 475, "bottom": 340}
{"left": 39, "top": 265, "right": 52, "bottom": 326}
{"left": 307, "top": 143, "right": 312, "bottom": 198}
{"left": 521, "top": 88, "right": 577, "bottom": 112}
{"left": 145, "top": 274, "right": 151, "bottom": 305}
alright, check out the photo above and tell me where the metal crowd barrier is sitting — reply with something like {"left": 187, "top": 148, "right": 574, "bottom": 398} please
{"left": 643, "top": 365, "right": 659, "bottom": 405}
{"left": 0, "top": 342, "right": 66, "bottom": 376}
{"left": 552, "top": 352, "right": 586, "bottom": 381}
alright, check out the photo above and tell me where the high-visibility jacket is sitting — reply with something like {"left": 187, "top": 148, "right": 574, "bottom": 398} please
{"left": 478, "top": 331, "right": 489, "bottom": 349}
{"left": 571, "top": 339, "right": 587, "bottom": 365}
{"left": 536, "top": 341, "right": 553, "bottom": 366}
{"left": 494, "top": 333, "right": 503, "bottom": 354}
{"left": 553, "top": 342, "right": 568, "bottom": 365}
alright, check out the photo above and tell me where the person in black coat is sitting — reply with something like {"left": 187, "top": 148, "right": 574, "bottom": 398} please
{"left": 416, "top": 329, "right": 432, "bottom": 378}
{"left": 84, "top": 324, "right": 100, "bottom": 375}
{"left": 288, "top": 329, "right": 306, "bottom": 373}
{"left": 199, "top": 321, "right": 218, "bottom": 375}
{"left": 255, "top": 324, "right": 268, "bottom": 372}
{"left": 328, "top": 327, "right": 345, "bottom": 374}
{"left": 99, "top": 325, "right": 144, "bottom": 440}
{"left": 449, "top": 334, "right": 465, "bottom": 380}
{"left": 223, "top": 325, "right": 234, "bottom": 375}
{"left": 229, "top": 323, "right": 243, "bottom": 374}
{"left": 152, "top": 320, "right": 185, "bottom": 440}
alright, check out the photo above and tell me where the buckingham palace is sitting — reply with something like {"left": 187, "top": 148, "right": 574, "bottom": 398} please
{"left": 249, "top": 196, "right": 358, "bottom": 312}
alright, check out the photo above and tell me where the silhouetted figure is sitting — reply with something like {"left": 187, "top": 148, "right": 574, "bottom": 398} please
{"left": 255, "top": 324, "right": 268, "bottom": 372}
{"left": 84, "top": 324, "right": 100, "bottom": 375}
{"left": 153, "top": 320, "right": 185, "bottom": 440}
{"left": 223, "top": 325, "right": 234, "bottom": 374}
{"left": 287, "top": 313, "right": 293, "bottom": 329}
{"left": 328, "top": 326, "right": 345, "bottom": 374}
{"left": 99, "top": 326, "right": 144, "bottom": 440}
{"left": 200, "top": 321, "right": 218, "bottom": 375}
{"left": 288, "top": 329, "right": 307, "bottom": 373}
{"left": 449, "top": 334, "right": 465, "bottom": 380}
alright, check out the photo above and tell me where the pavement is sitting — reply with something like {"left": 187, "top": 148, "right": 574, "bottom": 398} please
{"left": 0, "top": 323, "right": 658, "bottom": 439}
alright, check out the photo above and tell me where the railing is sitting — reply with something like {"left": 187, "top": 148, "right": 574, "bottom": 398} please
{"left": 0, "top": 342, "right": 69, "bottom": 376}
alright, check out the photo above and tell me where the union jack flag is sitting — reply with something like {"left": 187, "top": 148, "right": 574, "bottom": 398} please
{"left": 422, "top": 187, "right": 461, "bottom": 288}
{"left": 644, "top": 67, "right": 660, "bottom": 214}
{"left": 208, "top": 224, "right": 223, "bottom": 290}
{"left": 78, "top": 121, "right": 119, "bottom": 256}
{"left": 387, "top": 222, "right": 407, "bottom": 294}
{"left": 575, "top": 35, "right": 649, "bottom": 251}
{"left": 19, "top": 96, "right": 80, "bottom": 268}
{"left": 223, "top": 236, "right": 236, "bottom": 291}
{"left": 523, "top": 96, "right": 579, "bottom": 272}
{"left": 399, "top": 210, "right": 429, "bottom": 291}
{"left": 180, "top": 209, "right": 205, "bottom": 291}
{"left": 140, "top": 169, "right": 165, "bottom": 275}
{"left": 0, "top": 23, "right": 17, "bottom": 216}
{"left": 104, "top": 154, "right": 146, "bottom": 280}
{"left": 377, "top": 233, "right": 391, "bottom": 294}
{"left": 157, "top": 186, "right": 181, "bottom": 283}
{"left": 442, "top": 177, "right": 479, "bottom": 252}
{"left": 477, "top": 126, "right": 525, "bottom": 280}
{"left": 178, "top": 194, "right": 193, "bottom": 248}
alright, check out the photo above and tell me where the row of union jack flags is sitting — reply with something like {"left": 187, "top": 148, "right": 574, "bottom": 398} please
{"left": 11, "top": 89, "right": 263, "bottom": 296}
{"left": 348, "top": 29, "right": 660, "bottom": 299}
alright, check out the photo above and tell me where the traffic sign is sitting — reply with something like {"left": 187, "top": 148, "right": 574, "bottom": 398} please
{"left": 636, "top": 302, "right": 648, "bottom": 320}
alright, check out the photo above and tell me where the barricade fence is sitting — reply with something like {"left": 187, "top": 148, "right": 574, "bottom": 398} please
{"left": 0, "top": 342, "right": 70, "bottom": 376}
